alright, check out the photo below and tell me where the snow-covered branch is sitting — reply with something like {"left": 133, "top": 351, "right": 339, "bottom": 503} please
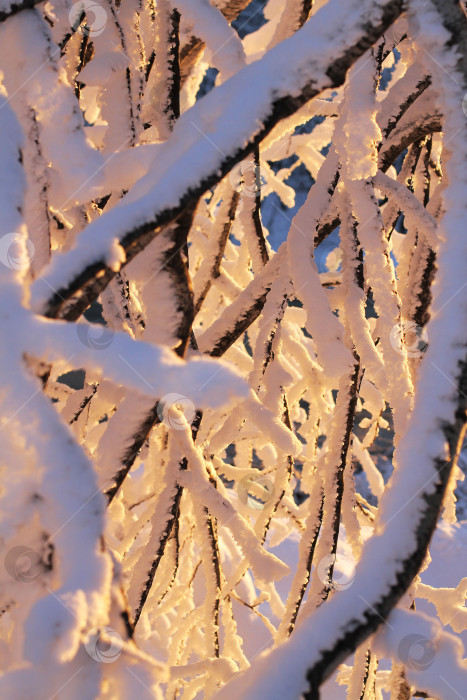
{"left": 32, "top": 0, "right": 404, "bottom": 321}
{"left": 1, "top": 0, "right": 466, "bottom": 698}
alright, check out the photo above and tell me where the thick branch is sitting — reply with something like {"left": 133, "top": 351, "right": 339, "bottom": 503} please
{"left": 36, "top": 0, "right": 404, "bottom": 321}
{"left": 180, "top": 0, "right": 251, "bottom": 84}
{"left": 0, "top": 0, "right": 42, "bottom": 22}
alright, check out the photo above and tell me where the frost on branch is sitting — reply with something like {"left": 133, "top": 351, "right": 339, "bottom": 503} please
{"left": 0, "top": 0, "right": 466, "bottom": 699}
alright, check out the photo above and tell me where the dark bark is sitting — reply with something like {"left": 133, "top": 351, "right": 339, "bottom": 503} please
{"left": 165, "top": 9, "right": 180, "bottom": 126}
{"left": 40, "top": 0, "right": 405, "bottom": 321}
{"left": 0, "top": 0, "right": 42, "bottom": 22}
{"left": 381, "top": 76, "right": 432, "bottom": 140}
{"left": 194, "top": 189, "right": 240, "bottom": 316}
{"left": 379, "top": 114, "right": 442, "bottom": 173}
{"left": 131, "top": 475, "right": 185, "bottom": 627}
{"left": 285, "top": 490, "right": 324, "bottom": 636}
{"left": 179, "top": 0, "right": 251, "bottom": 85}
{"left": 303, "top": 355, "right": 467, "bottom": 696}
{"left": 252, "top": 145, "right": 269, "bottom": 266}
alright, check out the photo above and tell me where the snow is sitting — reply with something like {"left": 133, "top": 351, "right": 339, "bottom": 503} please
{"left": 172, "top": 0, "right": 246, "bottom": 80}
{"left": 334, "top": 54, "right": 382, "bottom": 181}
{"left": 32, "top": 317, "right": 249, "bottom": 411}
{"left": 209, "top": 1, "right": 467, "bottom": 695}
{"left": 1, "top": 0, "right": 466, "bottom": 698}
{"left": 32, "top": 0, "right": 402, "bottom": 313}
{"left": 374, "top": 608, "right": 467, "bottom": 700}
{"left": 0, "top": 10, "right": 105, "bottom": 209}
{"left": 288, "top": 148, "right": 354, "bottom": 379}
{"left": 197, "top": 243, "right": 287, "bottom": 354}
{"left": 373, "top": 170, "right": 440, "bottom": 247}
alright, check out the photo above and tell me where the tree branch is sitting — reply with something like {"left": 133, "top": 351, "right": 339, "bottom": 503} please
{"left": 35, "top": 0, "right": 404, "bottom": 321}
{"left": 0, "top": 0, "right": 42, "bottom": 22}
